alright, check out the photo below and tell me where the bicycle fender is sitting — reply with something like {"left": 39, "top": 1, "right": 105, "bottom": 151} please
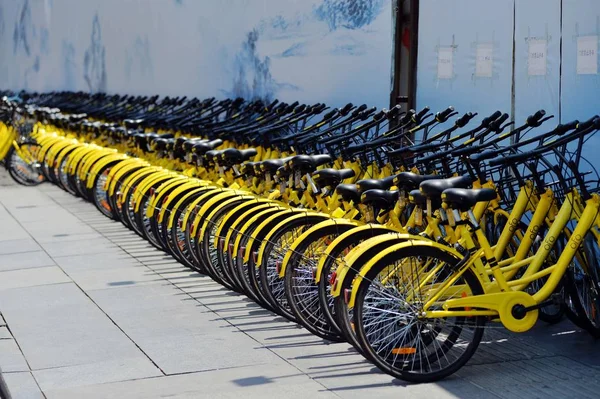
{"left": 256, "top": 212, "right": 329, "bottom": 266}
{"left": 279, "top": 219, "right": 359, "bottom": 278}
{"left": 347, "top": 239, "right": 464, "bottom": 308}
{"left": 315, "top": 224, "right": 396, "bottom": 283}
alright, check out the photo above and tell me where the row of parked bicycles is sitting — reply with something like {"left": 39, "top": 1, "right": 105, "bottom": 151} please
{"left": 1, "top": 90, "right": 599, "bottom": 383}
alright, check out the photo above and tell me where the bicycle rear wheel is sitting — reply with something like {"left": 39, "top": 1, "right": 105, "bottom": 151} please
{"left": 353, "top": 245, "right": 485, "bottom": 383}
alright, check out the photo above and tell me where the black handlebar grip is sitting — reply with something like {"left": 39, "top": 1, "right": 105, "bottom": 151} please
{"left": 481, "top": 110, "right": 502, "bottom": 127}
{"left": 555, "top": 120, "right": 579, "bottom": 135}
{"left": 416, "top": 106, "right": 430, "bottom": 120}
{"left": 456, "top": 112, "right": 476, "bottom": 128}
{"left": 340, "top": 103, "right": 354, "bottom": 114}
{"left": 489, "top": 113, "right": 509, "bottom": 131}
{"left": 526, "top": 109, "right": 546, "bottom": 126}
{"left": 578, "top": 115, "right": 599, "bottom": 130}
{"left": 436, "top": 106, "right": 455, "bottom": 121}
{"left": 387, "top": 105, "right": 402, "bottom": 118}
{"left": 533, "top": 110, "right": 546, "bottom": 121}
{"left": 322, "top": 109, "right": 337, "bottom": 120}
{"left": 295, "top": 104, "right": 307, "bottom": 114}
{"left": 356, "top": 104, "right": 368, "bottom": 112}
{"left": 289, "top": 101, "right": 300, "bottom": 109}
{"left": 373, "top": 110, "right": 386, "bottom": 121}
{"left": 361, "top": 107, "right": 377, "bottom": 120}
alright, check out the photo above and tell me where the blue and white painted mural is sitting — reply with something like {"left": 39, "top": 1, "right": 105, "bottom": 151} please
{"left": 0, "top": 0, "right": 393, "bottom": 108}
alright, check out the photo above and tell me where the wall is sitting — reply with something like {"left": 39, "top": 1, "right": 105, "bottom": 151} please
{"left": 0, "top": 0, "right": 393, "bottom": 109}
{"left": 417, "top": 0, "right": 600, "bottom": 170}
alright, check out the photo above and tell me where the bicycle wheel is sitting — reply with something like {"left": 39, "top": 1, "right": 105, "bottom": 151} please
{"left": 200, "top": 196, "right": 253, "bottom": 291}
{"left": 284, "top": 220, "right": 356, "bottom": 341}
{"left": 565, "top": 231, "right": 600, "bottom": 337}
{"left": 6, "top": 143, "right": 45, "bottom": 186}
{"left": 91, "top": 161, "right": 124, "bottom": 220}
{"left": 332, "top": 233, "right": 407, "bottom": 354}
{"left": 258, "top": 213, "right": 328, "bottom": 321}
{"left": 215, "top": 200, "right": 269, "bottom": 292}
{"left": 167, "top": 188, "right": 215, "bottom": 268}
{"left": 231, "top": 206, "right": 286, "bottom": 307}
{"left": 353, "top": 245, "right": 485, "bottom": 383}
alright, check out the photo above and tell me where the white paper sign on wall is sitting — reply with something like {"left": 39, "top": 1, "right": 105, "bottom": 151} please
{"left": 577, "top": 35, "right": 598, "bottom": 75}
{"left": 528, "top": 39, "right": 547, "bottom": 76}
{"left": 437, "top": 46, "right": 454, "bottom": 79}
{"left": 475, "top": 43, "right": 494, "bottom": 78}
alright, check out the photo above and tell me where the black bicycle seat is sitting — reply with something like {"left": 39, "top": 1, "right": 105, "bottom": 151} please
{"left": 205, "top": 149, "right": 225, "bottom": 161}
{"left": 360, "top": 189, "right": 399, "bottom": 210}
{"left": 442, "top": 188, "right": 497, "bottom": 211}
{"left": 336, "top": 184, "right": 361, "bottom": 204}
{"left": 152, "top": 138, "right": 172, "bottom": 151}
{"left": 221, "top": 148, "right": 258, "bottom": 164}
{"left": 408, "top": 189, "right": 427, "bottom": 206}
{"left": 183, "top": 138, "right": 207, "bottom": 152}
{"left": 290, "top": 154, "right": 332, "bottom": 172}
{"left": 193, "top": 139, "right": 223, "bottom": 155}
{"left": 393, "top": 172, "right": 438, "bottom": 191}
{"left": 356, "top": 175, "right": 395, "bottom": 192}
{"left": 261, "top": 157, "right": 293, "bottom": 174}
{"left": 312, "top": 168, "right": 355, "bottom": 188}
{"left": 420, "top": 175, "right": 473, "bottom": 198}
{"left": 241, "top": 161, "right": 260, "bottom": 176}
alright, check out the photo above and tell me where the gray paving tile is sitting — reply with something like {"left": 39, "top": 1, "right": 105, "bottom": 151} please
{"left": 0, "top": 327, "right": 12, "bottom": 339}
{"left": 53, "top": 252, "right": 142, "bottom": 271}
{"left": 0, "top": 283, "right": 158, "bottom": 372}
{"left": 67, "top": 267, "right": 162, "bottom": 291}
{"left": 0, "top": 267, "right": 70, "bottom": 291}
{"left": 40, "top": 239, "right": 121, "bottom": 257}
{"left": 35, "top": 232, "right": 106, "bottom": 244}
{"left": 88, "top": 284, "right": 281, "bottom": 374}
{"left": 0, "top": 339, "right": 29, "bottom": 372}
{"left": 1, "top": 371, "right": 44, "bottom": 399}
{"left": 43, "top": 363, "right": 335, "bottom": 399}
{"left": 0, "top": 238, "right": 41, "bottom": 255}
{"left": 0, "top": 251, "right": 56, "bottom": 271}
{"left": 33, "top": 357, "right": 162, "bottom": 391}
{"left": 461, "top": 356, "right": 600, "bottom": 399}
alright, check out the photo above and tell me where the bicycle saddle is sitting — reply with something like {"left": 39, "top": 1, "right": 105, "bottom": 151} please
{"left": 356, "top": 175, "right": 395, "bottom": 192}
{"left": 408, "top": 189, "right": 427, "bottom": 206}
{"left": 261, "top": 157, "right": 294, "bottom": 174}
{"left": 393, "top": 172, "right": 438, "bottom": 191}
{"left": 205, "top": 149, "right": 225, "bottom": 161}
{"left": 182, "top": 138, "right": 207, "bottom": 152}
{"left": 360, "top": 189, "right": 399, "bottom": 210}
{"left": 289, "top": 154, "right": 332, "bottom": 172}
{"left": 192, "top": 139, "right": 223, "bottom": 155}
{"left": 419, "top": 175, "right": 473, "bottom": 198}
{"left": 336, "top": 184, "right": 361, "bottom": 204}
{"left": 241, "top": 161, "right": 260, "bottom": 176}
{"left": 312, "top": 168, "right": 355, "bottom": 188}
{"left": 220, "top": 148, "right": 257, "bottom": 164}
{"left": 152, "top": 138, "right": 173, "bottom": 151}
{"left": 442, "top": 188, "right": 497, "bottom": 211}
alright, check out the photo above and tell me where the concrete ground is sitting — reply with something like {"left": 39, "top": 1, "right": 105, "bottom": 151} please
{"left": 0, "top": 169, "right": 599, "bottom": 399}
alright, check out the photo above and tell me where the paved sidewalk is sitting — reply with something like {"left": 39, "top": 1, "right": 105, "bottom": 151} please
{"left": 0, "top": 169, "right": 599, "bottom": 398}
